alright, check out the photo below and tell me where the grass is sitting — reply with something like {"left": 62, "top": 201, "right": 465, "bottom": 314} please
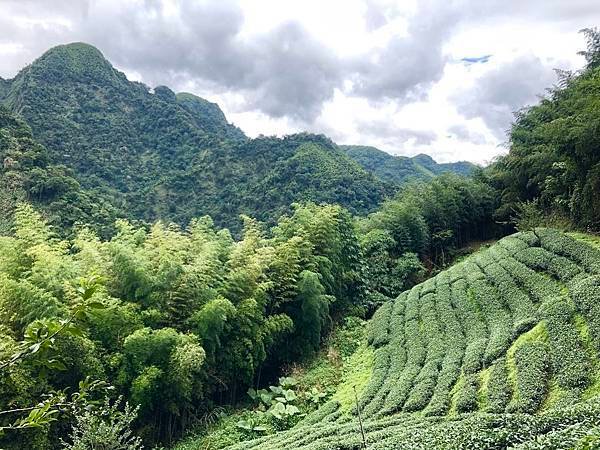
{"left": 568, "top": 232, "right": 600, "bottom": 250}
{"left": 331, "top": 343, "right": 374, "bottom": 414}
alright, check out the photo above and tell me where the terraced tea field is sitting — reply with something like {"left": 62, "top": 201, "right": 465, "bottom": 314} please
{"left": 230, "top": 229, "right": 600, "bottom": 449}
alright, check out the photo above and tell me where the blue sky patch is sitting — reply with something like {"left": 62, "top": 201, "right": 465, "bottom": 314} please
{"left": 462, "top": 55, "right": 492, "bottom": 64}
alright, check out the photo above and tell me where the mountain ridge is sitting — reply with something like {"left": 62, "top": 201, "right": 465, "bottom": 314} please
{"left": 0, "top": 42, "right": 472, "bottom": 233}
{"left": 341, "top": 145, "right": 478, "bottom": 185}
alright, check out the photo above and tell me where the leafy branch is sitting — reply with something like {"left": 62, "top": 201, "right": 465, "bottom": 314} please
{"left": 0, "top": 276, "right": 108, "bottom": 435}
{"left": 0, "top": 275, "right": 103, "bottom": 372}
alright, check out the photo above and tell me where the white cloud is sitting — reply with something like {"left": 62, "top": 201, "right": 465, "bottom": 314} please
{"left": 1, "top": 0, "right": 600, "bottom": 164}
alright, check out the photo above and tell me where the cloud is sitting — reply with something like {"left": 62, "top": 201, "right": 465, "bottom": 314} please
{"left": 2, "top": 0, "right": 343, "bottom": 122}
{"left": 448, "top": 124, "right": 488, "bottom": 145}
{"left": 453, "top": 54, "right": 558, "bottom": 139}
{"left": 461, "top": 55, "right": 492, "bottom": 64}
{"left": 348, "top": 0, "right": 460, "bottom": 103}
{"left": 0, "top": 0, "right": 463, "bottom": 123}
{"left": 475, "top": 0, "right": 600, "bottom": 24}
{"left": 2, "top": 0, "right": 600, "bottom": 164}
{"left": 363, "top": 0, "right": 398, "bottom": 31}
{"left": 79, "top": 2, "right": 343, "bottom": 122}
{"left": 239, "top": 22, "right": 343, "bottom": 121}
{"left": 355, "top": 118, "right": 437, "bottom": 146}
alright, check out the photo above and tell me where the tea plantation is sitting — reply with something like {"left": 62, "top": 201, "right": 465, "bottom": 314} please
{"left": 231, "top": 229, "right": 600, "bottom": 449}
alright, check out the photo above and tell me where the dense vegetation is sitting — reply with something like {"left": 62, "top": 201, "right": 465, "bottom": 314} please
{"left": 0, "top": 43, "right": 403, "bottom": 233}
{"left": 0, "top": 202, "right": 362, "bottom": 446}
{"left": 357, "top": 174, "right": 497, "bottom": 310}
{"left": 342, "top": 145, "right": 476, "bottom": 185}
{"left": 0, "top": 168, "right": 494, "bottom": 448}
{"left": 489, "top": 29, "right": 600, "bottom": 231}
{"left": 0, "top": 105, "right": 118, "bottom": 235}
{"left": 229, "top": 230, "right": 600, "bottom": 449}
{"left": 2, "top": 28, "right": 600, "bottom": 450}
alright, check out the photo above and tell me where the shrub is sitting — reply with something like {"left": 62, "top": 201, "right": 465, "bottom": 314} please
{"left": 539, "top": 297, "right": 591, "bottom": 390}
{"left": 507, "top": 341, "right": 550, "bottom": 413}
{"left": 61, "top": 397, "right": 142, "bottom": 450}
{"left": 537, "top": 228, "right": 600, "bottom": 275}
{"left": 455, "top": 373, "right": 479, "bottom": 413}
{"left": 570, "top": 275, "right": 600, "bottom": 355}
{"left": 497, "top": 255, "right": 554, "bottom": 306}
{"left": 497, "top": 236, "right": 529, "bottom": 255}
{"left": 368, "top": 300, "right": 392, "bottom": 348}
{"left": 485, "top": 358, "right": 511, "bottom": 413}
{"left": 450, "top": 279, "right": 487, "bottom": 374}
{"left": 482, "top": 260, "right": 537, "bottom": 335}
{"left": 466, "top": 274, "right": 512, "bottom": 365}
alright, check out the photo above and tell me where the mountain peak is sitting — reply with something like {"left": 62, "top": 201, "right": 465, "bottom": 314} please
{"left": 24, "top": 42, "right": 123, "bottom": 85}
{"left": 176, "top": 92, "right": 246, "bottom": 141}
{"left": 411, "top": 153, "right": 436, "bottom": 165}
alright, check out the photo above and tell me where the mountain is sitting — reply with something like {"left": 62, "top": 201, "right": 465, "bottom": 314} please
{"left": 175, "top": 91, "right": 246, "bottom": 141}
{"left": 234, "top": 229, "right": 600, "bottom": 449}
{"left": 0, "top": 105, "right": 118, "bottom": 234}
{"left": 0, "top": 43, "right": 391, "bottom": 232}
{"left": 342, "top": 145, "right": 477, "bottom": 185}
{"left": 0, "top": 77, "right": 9, "bottom": 100}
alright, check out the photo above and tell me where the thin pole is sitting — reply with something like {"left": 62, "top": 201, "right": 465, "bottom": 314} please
{"left": 353, "top": 385, "right": 367, "bottom": 449}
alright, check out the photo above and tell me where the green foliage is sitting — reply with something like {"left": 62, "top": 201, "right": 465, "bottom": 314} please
{"left": 293, "top": 271, "right": 331, "bottom": 357}
{"left": 244, "top": 376, "right": 303, "bottom": 428}
{"left": 539, "top": 297, "right": 591, "bottom": 391}
{"left": 507, "top": 341, "right": 550, "bottom": 414}
{"left": 61, "top": 397, "right": 142, "bottom": 450}
{"left": 1, "top": 44, "right": 393, "bottom": 234}
{"left": 488, "top": 29, "right": 600, "bottom": 231}
{"left": 0, "top": 201, "right": 374, "bottom": 447}
{"left": 177, "top": 314, "right": 367, "bottom": 449}
{"left": 233, "top": 230, "right": 600, "bottom": 450}
{"left": 485, "top": 358, "right": 511, "bottom": 413}
{"left": 341, "top": 145, "right": 476, "bottom": 185}
{"left": 0, "top": 107, "right": 117, "bottom": 236}
{"left": 8, "top": 37, "right": 600, "bottom": 450}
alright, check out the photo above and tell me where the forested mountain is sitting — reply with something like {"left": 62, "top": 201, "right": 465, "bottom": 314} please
{"left": 341, "top": 145, "right": 476, "bottom": 185}
{"left": 0, "top": 43, "right": 394, "bottom": 233}
{"left": 175, "top": 92, "right": 246, "bottom": 141}
{"left": 0, "top": 105, "right": 117, "bottom": 233}
{"left": 0, "top": 78, "right": 9, "bottom": 99}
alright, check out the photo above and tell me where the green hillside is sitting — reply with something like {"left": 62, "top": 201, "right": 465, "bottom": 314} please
{"left": 0, "top": 43, "right": 391, "bottom": 232}
{"left": 0, "top": 105, "right": 116, "bottom": 233}
{"left": 341, "top": 145, "right": 476, "bottom": 185}
{"left": 175, "top": 92, "right": 246, "bottom": 142}
{"left": 231, "top": 229, "right": 600, "bottom": 449}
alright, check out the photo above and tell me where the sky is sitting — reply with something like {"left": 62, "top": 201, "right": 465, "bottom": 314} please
{"left": 1, "top": 0, "right": 600, "bottom": 164}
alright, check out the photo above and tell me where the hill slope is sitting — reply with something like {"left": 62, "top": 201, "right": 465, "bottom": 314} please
{"left": 342, "top": 145, "right": 477, "bottom": 185}
{"left": 0, "top": 43, "right": 391, "bottom": 232}
{"left": 233, "top": 229, "right": 600, "bottom": 449}
{"left": 0, "top": 105, "right": 116, "bottom": 233}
